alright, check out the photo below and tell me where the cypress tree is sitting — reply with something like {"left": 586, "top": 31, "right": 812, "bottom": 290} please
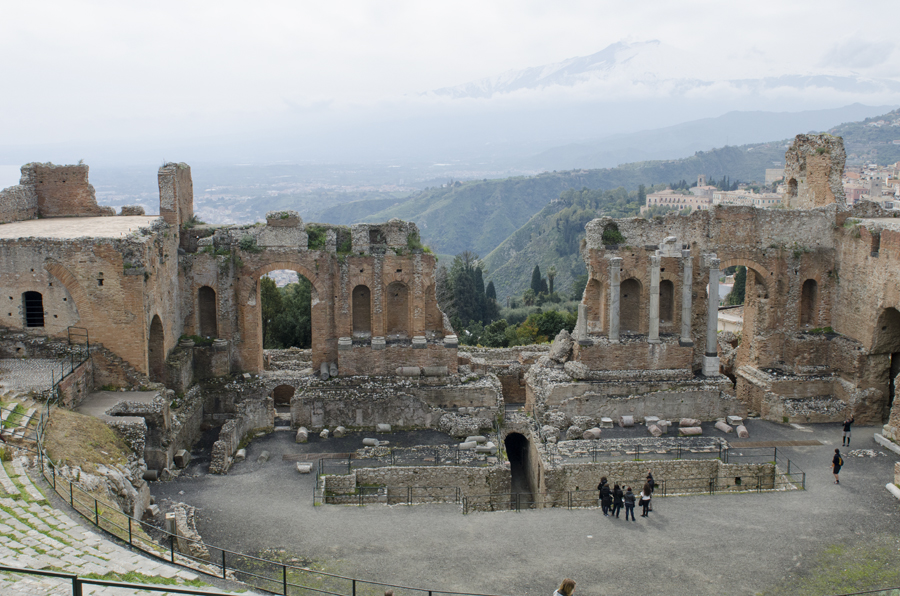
{"left": 531, "top": 265, "right": 543, "bottom": 294}
{"left": 486, "top": 280, "right": 496, "bottom": 300}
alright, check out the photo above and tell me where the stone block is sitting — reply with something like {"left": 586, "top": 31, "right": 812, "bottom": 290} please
{"left": 144, "top": 504, "right": 160, "bottom": 518}
{"left": 727, "top": 415, "right": 743, "bottom": 426}
{"left": 234, "top": 448, "right": 247, "bottom": 461}
{"left": 443, "top": 335, "right": 459, "bottom": 348}
{"left": 412, "top": 336, "right": 427, "bottom": 349}
{"left": 173, "top": 450, "right": 191, "bottom": 469}
{"left": 257, "top": 450, "right": 270, "bottom": 463}
{"left": 396, "top": 366, "right": 421, "bottom": 377}
{"left": 680, "top": 418, "right": 701, "bottom": 427}
{"left": 329, "top": 363, "right": 338, "bottom": 377}
{"left": 566, "top": 425, "right": 585, "bottom": 440}
{"left": 319, "top": 429, "right": 330, "bottom": 439}
{"left": 295, "top": 428, "right": 308, "bottom": 443}
{"left": 644, "top": 416, "right": 660, "bottom": 426}
{"left": 658, "top": 420, "right": 671, "bottom": 434}
{"left": 296, "top": 463, "right": 312, "bottom": 474}
{"left": 320, "top": 363, "right": 330, "bottom": 381}
{"left": 619, "top": 416, "right": 634, "bottom": 428}
{"left": 376, "top": 423, "right": 392, "bottom": 433}
{"left": 371, "top": 337, "right": 386, "bottom": 350}
{"left": 648, "top": 424, "right": 662, "bottom": 437}
{"left": 583, "top": 428, "right": 602, "bottom": 440}
{"left": 333, "top": 426, "right": 347, "bottom": 438}
{"left": 362, "top": 438, "right": 379, "bottom": 446}
{"left": 459, "top": 441, "right": 477, "bottom": 450}
{"left": 599, "top": 417, "right": 614, "bottom": 428}
{"left": 466, "top": 435, "right": 487, "bottom": 444}
{"left": 679, "top": 426, "right": 703, "bottom": 436}
{"left": 548, "top": 329, "right": 573, "bottom": 363}
{"left": 338, "top": 337, "right": 352, "bottom": 351}
{"left": 736, "top": 425, "right": 750, "bottom": 439}
{"left": 423, "top": 366, "right": 449, "bottom": 376}
{"left": 715, "top": 421, "right": 734, "bottom": 433}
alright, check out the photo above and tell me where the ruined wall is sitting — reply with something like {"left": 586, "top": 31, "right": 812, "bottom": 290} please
{"left": 158, "top": 163, "right": 193, "bottom": 229}
{"left": 574, "top": 337, "right": 692, "bottom": 371}
{"left": 0, "top": 178, "right": 38, "bottom": 224}
{"left": 784, "top": 134, "right": 846, "bottom": 209}
{"left": 21, "top": 163, "right": 115, "bottom": 218}
{"left": 57, "top": 358, "right": 93, "bottom": 408}
{"left": 337, "top": 342, "right": 457, "bottom": 375}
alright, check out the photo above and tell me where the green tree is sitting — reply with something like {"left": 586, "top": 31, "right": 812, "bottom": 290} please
{"left": 485, "top": 280, "right": 497, "bottom": 301}
{"left": 269, "top": 278, "right": 312, "bottom": 348}
{"left": 727, "top": 266, "right": 747, "bottom": 305}
{"left": 547, "top": 266, "right": 557, "bottom": 295}
{"left": 530, "top": 265, "right": 544, "bottom": 294}
{"left": 261, "top": 276, "right": 283, "bottom": 348}
{"left": 570, "top": 274, "right": 588, "bottom": 301}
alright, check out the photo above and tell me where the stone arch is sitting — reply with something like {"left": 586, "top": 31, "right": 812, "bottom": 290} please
{"left": 240, "top": 259, "right": 329, "bottom": 374}
{"left": 871, "top": 307, "right": 900, "bottom": 416}
{"left": 717, "top": 258, "right": 771, "bottom": 299}
{"left": 198, "top": 286, "right": 218, "bottom": 338}
{"left": 385, "top": 281, "right": 410, "bottom": 338}
{"left": 799, "top": 279, "right": 818, "bottom": 327}
{"left": 620, "top": 278, "right": 642, "bottom": 334}
{"left": 271, "top": 384, "right": 296, "bottom": 406}
{"left": 352, "top": 285, "right": 372, "bottom": 337}
{"left": 787, "top": 178, "right": 798, "bottom": 200}
{"left": 22, "top": 291, "right": 44, "bottom": 327}
{"left": 44, "top": 262, "right": 91, "bottom": 322}
{"left": 148, "top": 314, "right": 165, "bottom": 383}
{"left": 659, "top": 279, "right": 675, "bottom": 324}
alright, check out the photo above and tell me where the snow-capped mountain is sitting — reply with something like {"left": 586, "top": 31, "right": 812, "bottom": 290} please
{"left": 426, "top": 40, "right": 900, "bottom": 100}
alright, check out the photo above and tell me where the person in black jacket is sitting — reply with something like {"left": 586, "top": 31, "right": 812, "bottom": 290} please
{"left": 598, "top": 477, "right": 612, "bottom": 516}
{"left": 611, "top": 483, "right": 624, "bottom": 518}
{"left": 623, "top": 486, "right": 636, "bottom": 521}
{"left": 842, "top": 415, "right": 855, "bottom": 446}
{"left": 832, "top": 448, "right": 843, "bottom": 484}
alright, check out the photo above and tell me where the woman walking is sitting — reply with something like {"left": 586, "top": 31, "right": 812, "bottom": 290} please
{"left": 640, "top": 481, "right": 652, "bottom": 517}
{"left": 553, "top": 578, "right": 576, "bottom": 596}
{"left": 623, "top": 486, "right": 636, "bottom": 521}
{"left": 612, "top": 483, "right": 624, "bottom": 518}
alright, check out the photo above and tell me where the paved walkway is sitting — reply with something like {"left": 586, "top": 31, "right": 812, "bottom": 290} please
{"left": 0, "top": 457, "right": 258, "bottom": 596}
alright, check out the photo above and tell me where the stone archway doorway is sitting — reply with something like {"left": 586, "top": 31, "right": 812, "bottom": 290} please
{"left": 872, "top": 307, "right": 900, "bottom": 420}
{"left": 504, "top": 432, "right": 534, "bottom": 508}
{"left": 148, "top": 315, "right": 165, "bottom": 383}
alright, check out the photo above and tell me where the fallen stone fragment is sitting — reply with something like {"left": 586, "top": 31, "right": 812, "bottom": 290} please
{"left": 727, "top": 415, "right": 743, "bottom": 426}
{"left": 736, "top": 425, "right": 750, "bottom": 438}
{"left": 648, "top": 424, "right": 662, "bottom": 437}
{"left": 295, "top": 428, "right": 308, "bottom": 443}
{"left": 234, "top": 448, "right": 247, "bottom": 461}
{"left": 458, "top": 441, "right": 477, "bottom": 450}
{"left": 582, "top": 428, "right": 602, "bottom": 440}
{"left": 319, "top": 429, "right": 330, "bottom": 439}
{"left": 619, "top": 416, "right": 634, "bottom": 428}
{"left": 566, "top": 425, "right": 585, "bottom": 440}
{"left": 362, "top": 438, "right": 380, "bottom": 447}
{"left": 296, "top": 463, "right": 312, "bottom": 474}
{"left": 715, "top": 421, "right": 734, "bottom": 433}
{"left": 680, "top": 418, "right": 701, "bottom": 427}
{"left": 376, "top": 423, "right": 391, "bottom": 433}
{"left": 679, "top": 426, "right": 703, "bottom": 436}
{"left": 599, "top": 417, "right": 614, "bottom": 428}
{"left": 257, "top": 450, "right": 270, "bottom": 463}
{"left": 333, "top": 426, "right": 347, "bottom": 438}
{"left": 466, "top": 435, "right": 487, "bottom": 444}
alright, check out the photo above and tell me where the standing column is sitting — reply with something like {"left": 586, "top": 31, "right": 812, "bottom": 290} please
{"left": 703, "top": 255, "right": 720, "bottom": 376}
{"left": 649, "top": 255, "right": 661, "bottom": 343}
{"left": 680, "top": 249, "right": 693, "bottom": 346}
{"left": 608, "top": 257, "right": 622, "bottom": 342}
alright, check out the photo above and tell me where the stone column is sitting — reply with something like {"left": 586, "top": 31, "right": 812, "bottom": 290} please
{"left": 649, "top": 255, "right": 661, "bottom": 343}
{"left": 680, "top": 249, "right": 693, "bottom": 347}
{"left": 608, "top": 257, "right": 622, "bottom": 342}
{"left": 703, "top": 256, "right": 720, "bottom": 376}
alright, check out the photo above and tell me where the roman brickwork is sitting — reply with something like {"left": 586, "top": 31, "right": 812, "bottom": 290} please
{"left": 784, "top": 134, "right": 846, "bottom": 209}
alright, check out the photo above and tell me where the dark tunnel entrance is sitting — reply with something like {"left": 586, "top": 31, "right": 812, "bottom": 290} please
{"left": 504, "top": 432, "right": 534, "bottom": 508}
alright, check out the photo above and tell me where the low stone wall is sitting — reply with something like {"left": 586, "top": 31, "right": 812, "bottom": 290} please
{"left": 106, "top": 418, "right": 147, "bottom": 460}
{"left": 209, "top": 396, "right": 274, "bottom": 474}
{"left": 337, "top": 342, "right": 458, "bottom": 376}
{"left": 574, "top": 337, "right": 693, "bottom": 371}
{"left": 540, "top": 459, "right": 777, "bottom": 506}
{"left": 0, "top": 183, "right": 38, "bottom": 224}
{"left": 57, "top": 358, "right": 93, "bottom": 408}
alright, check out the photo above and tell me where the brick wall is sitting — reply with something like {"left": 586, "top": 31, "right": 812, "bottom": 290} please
{"left": 21, "top": 163, "right": 114, "bottom": 218}
{"left": 0, "top": 181, "right": 38, "bottom": 224}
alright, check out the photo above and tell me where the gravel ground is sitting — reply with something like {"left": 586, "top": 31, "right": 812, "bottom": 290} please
{"left": 151, "top": 420, "right": 900, "bottom": 596}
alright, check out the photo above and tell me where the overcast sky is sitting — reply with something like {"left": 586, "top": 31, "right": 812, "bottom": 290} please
{"left": 1, "top": 0, "right": 898, "bottom": 159}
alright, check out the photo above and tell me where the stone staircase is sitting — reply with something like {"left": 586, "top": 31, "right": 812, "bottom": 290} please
{"left": 0, "top": 456, "right": 260, "bottom": 595}
{"left": 0, "top": 402, "right": 40, "bottom": 447}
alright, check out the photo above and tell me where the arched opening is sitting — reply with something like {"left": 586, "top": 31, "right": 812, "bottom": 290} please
{"left": 659, "top": 280, "right": 674, "bottom": 324}
{"left": 787, "top": 178, "right": 798, "bottom": 200}
{"left": 148, "top": 315, "right": 165, "bottom": 383}
{"left": 504, "top": 432, "right": 533, "bottom": 507}
{"left": 198, "top": 286, "right": 218, "bottom": 338}
{"left": 620, "top": 278, "right": 642, "bottom": 334}
{"left": 272, "top": 384, "right": 295, "bottom": 406}
{"left": 385, "top": 281, "right": 409, "bottom": 338}
{"left": 261, "top": 270, "right": 314, "bottom": 349}
{"left": 800, "top": 279, "right": 818, "bottom": 327}
{"left": 872, "top": 308, "right": 900, "bottom": 417}
{"left": 22, "top": 291, "right": 44, "bottom": 327}
{"left": 352, "top": 285, "right": 372, "bottom": 337}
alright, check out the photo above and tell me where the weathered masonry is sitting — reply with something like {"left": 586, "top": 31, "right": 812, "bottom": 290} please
{"left": 0, "top": 162, "right": 457, "bottom": 385}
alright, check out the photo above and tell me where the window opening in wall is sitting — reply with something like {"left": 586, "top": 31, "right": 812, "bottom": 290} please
{"left": 97, "top": 279, "right": 104, "bottom": 286}
{"left": 198, "top": 286, "right": 218, "bottom": 338}
{"left": 260, "top": 270, "right": 314, "bottom": 349}
{"left": 148, "top": 315, "right": 165, "bottom": 382}
{"left": 272, "top": 384, "right": 295, "bottom": 406}
{"left": 23, "top": 292, "right": 44, "bottom": 327}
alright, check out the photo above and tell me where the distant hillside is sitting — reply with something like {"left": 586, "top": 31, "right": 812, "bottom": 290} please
{"left": 315, "top": 142, "right": 785, "bottom": 257}
{"left": 827, "top": 108, "right": 900, "bottom": 165}
{"left": 519, "top": 103, "right": 895, "bottom": 171}
{"left": 482, "top": 187, "right": 642, "bottom": 301}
